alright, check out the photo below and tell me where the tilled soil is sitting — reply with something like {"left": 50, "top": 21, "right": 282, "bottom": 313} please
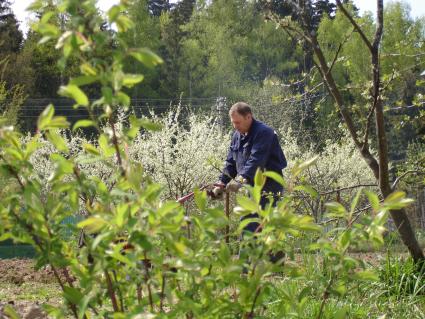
{"left": 0, "top": 258, "right": 58, "bottom": 285}
{"left": 0, "top": 259, "right": 61, "bottom": 318}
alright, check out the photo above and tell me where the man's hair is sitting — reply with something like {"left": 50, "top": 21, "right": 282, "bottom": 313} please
{"left": 229, "top": 102, "right": 252, "bottom": 116}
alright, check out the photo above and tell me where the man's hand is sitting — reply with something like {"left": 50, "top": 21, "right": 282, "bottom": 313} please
{"left": 209, "top": 182, "right": 225, "bottom": 199}
{"left": 226, "top": 180, "right": 242, "bottom": 193}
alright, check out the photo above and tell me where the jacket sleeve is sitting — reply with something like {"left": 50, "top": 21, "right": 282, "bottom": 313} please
{"left": 239, "top": 129, "right": 273, "bottom": 183}
{"left": 219, "top": 142, "right": 237, "bottom": 184}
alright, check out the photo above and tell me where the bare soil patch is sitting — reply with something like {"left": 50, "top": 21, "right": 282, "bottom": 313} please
{"left": 0, "top": 258, "right": 57, "bottom": 285}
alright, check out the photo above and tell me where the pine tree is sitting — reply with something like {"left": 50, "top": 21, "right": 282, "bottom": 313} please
{"left": 0, "top": 0, "right": 23, "bottom": 55}
{"left": 148, "top": 0, "right": 171, "bottom": 17}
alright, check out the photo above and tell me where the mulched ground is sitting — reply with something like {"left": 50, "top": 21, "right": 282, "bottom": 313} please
{"left": 0, "top": 259, "right": 61, "bottom": 318}
{"left": 0, "top": 258, "right": 58, "bottom": 285}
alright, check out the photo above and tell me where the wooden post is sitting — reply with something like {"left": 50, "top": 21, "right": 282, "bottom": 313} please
{"left": 225, "top": 191, "right": 230, "bottom": 244}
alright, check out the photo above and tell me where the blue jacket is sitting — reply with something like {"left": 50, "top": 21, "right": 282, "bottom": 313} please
{"left": 220, "top": 119, "right": 287, "bottom": 193}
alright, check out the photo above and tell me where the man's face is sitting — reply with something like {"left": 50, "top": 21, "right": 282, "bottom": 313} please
{"left": 230, "top": 112, "right": 252, "bottom": 134}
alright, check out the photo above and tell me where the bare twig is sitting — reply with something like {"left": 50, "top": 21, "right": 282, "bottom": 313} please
{"left": 320, "top": 184, "right": 377, "bottom": 196}
{"left": 0, "top": 154, "right": 25, "bottom": 188}
{"left": 52, "top": 265, "right": 80, "bottom": 319}
{"left": 316, "top": 276, "right": 333, "bottom": 319}
{"left": 105, "top": 270, "right": 120, "bottom": 312}
{"left": 243, "top": 287, "right": 262, "bottom": 319}
{"left": 327, "top": 27, "right": 356, "bottom": 76}
{"left": 336, "top": 0, "right": 373, "bottom": 53}
{"left": 143, "top": 251, "right": 154, "bottom": 312}
{"left": 392, "top": 170, "right": 425, "bottom": 191}
{"left": 160, "top": 273, "right": 166, "bottom": 312}
{"left": 109, "top": 116, "right": 125, "bottom": 176}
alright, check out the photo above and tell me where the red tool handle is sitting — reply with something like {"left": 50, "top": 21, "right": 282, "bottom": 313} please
{"left": 176, "top": 183, "right": 224, "bottom": 204}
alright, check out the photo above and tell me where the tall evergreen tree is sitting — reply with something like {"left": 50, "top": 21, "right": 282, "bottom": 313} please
{"left": 159, "top": 0, "right": 196, "bottom": 98}
{"left": 0, "top": 0, "right": 23, "bottom": 55}
{"left": 148, "top": 0, "right": 172, "bottom": 17}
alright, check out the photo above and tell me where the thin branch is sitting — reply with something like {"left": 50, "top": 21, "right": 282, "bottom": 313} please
{"left": 109, "top": 115, "right": 125, "bottom": 176}
{"left": 327, "top": 27, "right": 356, "bottom": 76}
{"left": 105, "top": 270, "right": 120, "bottom": 312}
{"left": 362, "top": 98, "right": 376, "bottom": 151}
{"left": 336, "top": 0, "right": 373, "bottom": 53}
{"left": 381, "top": 52, "right": 425, "bottom": 58}
{"left": 0, "top": 154, "right": 25, "bottom": 189}
{"left": 319, "top": 203, "right": 373, "bottom": 226}
{"left": 316, "top": 276, "right": 333, "bottom": 319}
{"left": 143, "top": 251, "right": 154, "bottom": 312}
{"left": 160, "top": 273, "right": 166, "bottom": 312}
{"left": 320, "top": 184, "right": 378, "bottom": 196}
{"left": 244, "top": 287, "right": 262, "bottom": 319}
{"left": 392, "top": 170, "right": 425, "bottom": 191}
{"left": 52, "top": 265, "right": 79, "bottom": 319}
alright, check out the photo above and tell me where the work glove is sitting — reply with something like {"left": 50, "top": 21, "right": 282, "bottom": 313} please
{"left": 209, "top": 182, "right": 225, "bottom": 199}
{"left": 226, "top": 176, "right": 247, "bottom": 193}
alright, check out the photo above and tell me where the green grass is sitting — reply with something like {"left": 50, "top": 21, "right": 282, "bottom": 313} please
{"left": 0, "top": 282, "right": 62, "bottom": 304}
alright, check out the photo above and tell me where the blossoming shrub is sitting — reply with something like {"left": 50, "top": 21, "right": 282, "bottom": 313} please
{"left": 280, "top": 128, "right": 377, "bottom": 221}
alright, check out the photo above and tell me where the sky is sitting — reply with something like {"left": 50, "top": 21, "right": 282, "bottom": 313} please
{"left": 10, "top": 0, "right": 425, "bottom": 35}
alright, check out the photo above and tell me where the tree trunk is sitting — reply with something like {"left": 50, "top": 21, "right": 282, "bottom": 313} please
{"left": 305, "top": 0, "right": 424, "bottom": 262}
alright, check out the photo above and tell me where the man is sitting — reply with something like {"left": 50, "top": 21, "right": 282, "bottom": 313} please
{"left": 213, "top": 102, "right": 287, "bottom": 233}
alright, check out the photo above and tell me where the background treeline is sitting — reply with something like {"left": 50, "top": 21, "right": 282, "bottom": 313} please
{"left": 0, "top": 0, "right": 424, "bottom": 160}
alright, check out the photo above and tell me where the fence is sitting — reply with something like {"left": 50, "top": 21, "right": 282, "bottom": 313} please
{"left": 0, "top": 215, "right": 84, "bottom": 259}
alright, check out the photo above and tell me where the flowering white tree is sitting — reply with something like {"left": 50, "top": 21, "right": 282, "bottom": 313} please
{"left": 129, "top": 107, "right": 230, "bottom": 199}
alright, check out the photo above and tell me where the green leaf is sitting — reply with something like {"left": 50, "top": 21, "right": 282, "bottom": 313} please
{"left": 24, "top": 135, "right": 41, "bottom": 159}
{"left": 73, "top": 120, "right": 95, "bottom": 131}
{"left": 350, "top": 188, "right": 363, "bottom": 215}
{"left": 49, "top": 116, "right": 70, "bottom": 129}
{"left": 254, "top": 169, "right": 266, "bottom": 188}
{"left": 263, "top": 171, "right": 285, "bottom": 187}
{"left": 45, "top": 130, "right": 69, "bottom": 153}
{"left": 37, "top": 104, "right": 54, "bottom": 131}
{"left": 237, "top": 217, "right": 261, "bottom": 233}
{"left": 129, "top": 117, "right": 163, "bottom": 131}
{"left": 63, "top": 286, "right": 84, "bottom": 305}
{"left": 83, "top": 143, "right": 100, "bottom": 156}
{"left": 325, "top": 202, "right": 346, "bottom": 218}
{"left": 98, "top": 134, "right": 115, "bottom": 157}
{"left": 334, "top": 306, "right": 348, "bottom": 319}
{"left": 115, "top": 15, "right": 134, "bottom": 32}
{"left": 294, "top": 184, "right": 318, "bottom": 198}
{"left": 129, "top": 48, "right": 163, "bottom": 68}
{"left": 0, "top": 232, "right": 13, "bottom": 241}
{"left": 80, "top": 63, "right": 97, "bottom": 76}
{"left": 383, "top": 191, "right": 414, "bottom": 209}
{"left": 70, "top": 75, "right": 97, "bottom": 86}
{"left": 293, "top": 156, "right": 318, "bottom": 177}
{"left": 339, "top": 230, "right": 351, "bottom": 250}
{"left": 107, "top": 5, "right": 123, "bottom": 22}
{"left": 40, "top": 11, "right": 55, "bottom": 24}
{"left": 352, "top": 270, "right": 379, "bottom": 281}
{"left": 194, "top": 189, "right": 207, "bottom": 211}
{"left": 3, "top": 305, "right": 20, "bottom": 319}
{"left": 58, "top": 84, "right": 89, "bottom": 106}
{"left": 27, "top": 1, "right": 43, "bottom": 11}
{"left": 158, "top": 201, "right": 181, "bottom": 217}
{"left": 365, "top": 190, "right": 380, "bottom": 211}
{"left": 116, "top": 92, "right": 131, "bottom": 107}
{"left": 101, "top": 86, "right": 113, "bottom": 104}
{"left": 77, "top": 217, "right": 107, "bottom": 233}
{"left": 37, "top": 23, "right": 60, "bottom": 37}
{"left": 114, "top": 203, "right": 129, "bottom": 228}
{"left": 122, "top": 74, "right": 144, "bottom": 88}
{"left": 236, "top": 195, "right": 259, "bottom": 212}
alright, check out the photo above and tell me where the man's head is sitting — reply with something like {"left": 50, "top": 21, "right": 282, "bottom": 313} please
{"left": 229, "top": 102, "right": 253, "bottom": 134}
